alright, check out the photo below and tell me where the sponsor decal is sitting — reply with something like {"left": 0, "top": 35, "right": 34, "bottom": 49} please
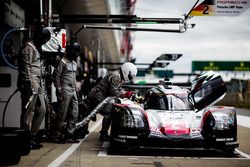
{"left": 190, "top": 0, "right": 250, "bottom": 16}
{"left": 113, "top": 138, "right": 126, "bottom": 143}
{"left": 118, "top": 135, "right": 138, "bottom": 139}
{"left": 190, "top": 129, "right": 202, "bottom": 137}
{"left": 216, "top": 138, "right": 234, "bottom": 141}
{"left": 225, "top": 141, "right": 238, "bottom": 145}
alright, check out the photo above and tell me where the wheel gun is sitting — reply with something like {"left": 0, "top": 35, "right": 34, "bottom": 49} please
{"left": 25, "top": 92, "right": 38, "bottom": 109}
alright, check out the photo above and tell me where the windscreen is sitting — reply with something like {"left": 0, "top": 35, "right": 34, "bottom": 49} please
{"left": 167, "top": 94, "right": 193, "bottom": 111}
{"left": 145, "top": 93, "right": 192, "bottom": 111}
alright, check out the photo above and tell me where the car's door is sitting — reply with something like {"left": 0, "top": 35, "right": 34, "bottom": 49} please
{"left": 188, "top": 70, "right": 227, "bottom": 111}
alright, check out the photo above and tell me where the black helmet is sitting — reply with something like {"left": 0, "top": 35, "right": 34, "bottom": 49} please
{"left": 33, "top": 27, "right": 51, "bottom": 46}
{"left": 31, "top": 20, "right": 51, "bottom": 45}
{"left": 66, "top": 42, "right": 81, "bottom": 60}
{"left": 41, "top": 27, "right": 51, "bottom": 41}
{"left": 72, "top": 42, "right": 80, "bottom": 53}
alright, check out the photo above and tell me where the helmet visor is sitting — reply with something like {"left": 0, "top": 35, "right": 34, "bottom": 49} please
{"left": 128, "top": 71, "right": 134, "bottom": 81}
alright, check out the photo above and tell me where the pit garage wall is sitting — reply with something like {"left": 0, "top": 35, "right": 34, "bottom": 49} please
{"left": 0, "top": 0, "right": 25, "bottom": 127}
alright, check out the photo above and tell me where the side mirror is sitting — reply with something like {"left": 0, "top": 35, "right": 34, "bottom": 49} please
{"left": 189, "top": 71, "right": 227, "bottom": 111}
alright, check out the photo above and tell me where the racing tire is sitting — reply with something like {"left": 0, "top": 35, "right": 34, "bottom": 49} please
{"left": 0, "top": 127, "right": 31, "bottom": 156}
{"left": 0, "top": 133, "right": 21, "bottom": 165}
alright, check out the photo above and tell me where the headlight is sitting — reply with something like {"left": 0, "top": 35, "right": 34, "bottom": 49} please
{"left": 214, "top": 113, "right": 235, "bottom": 130}
{"left": 122, "top": 107, "right": 145, "bottom": 128}
{"left": 133, "top": 114, "right": 145, "bottom": 128}
{"left": 122, "top": 114, "right": 145, "bottom": 128}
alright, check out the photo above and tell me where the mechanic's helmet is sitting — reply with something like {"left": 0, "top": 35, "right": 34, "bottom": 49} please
{"left": 33, "top": 27, "right": 51, "bottom": 46}
{"left": 121, "top": 62, "right": 137, "bottom": 82}
{"left": 40, "top": 27, "right": 51, "bottom": 44}
{"left": 66, "top": 42, "right": 81, "bottom": 60}
{"left": 32, "top": 20, "right": 51, "bottom": 45}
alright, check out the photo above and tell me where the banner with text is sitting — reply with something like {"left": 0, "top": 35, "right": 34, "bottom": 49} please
{"left": 190, "top": 0, "right": 250, "bottom": 16}
{"left": 192, "top": 61, "right": 250, "bottom": 71}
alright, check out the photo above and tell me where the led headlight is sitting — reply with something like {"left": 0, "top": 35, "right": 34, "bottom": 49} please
{"left": 122, "top": 108, "right": 145, "bottom": 128}
{"left": 133, "top": 114, "right": 145, "bottom": 128}
{"left": 214, "top": 113, "right": 235, "bottom": 130}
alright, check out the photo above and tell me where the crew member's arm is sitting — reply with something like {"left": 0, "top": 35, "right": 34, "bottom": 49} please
{"left": 19, "top": 45, "right": 34, "bottom": 95}
{"left": 108, "top": 75, "right": 122, "bottom": 97}
{"left": 52, "top": 58, "right": 65, "bottom": 101}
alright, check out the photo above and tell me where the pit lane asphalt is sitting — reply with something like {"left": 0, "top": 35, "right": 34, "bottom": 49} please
{"left": 14, "top": 109, "right": 250, "bottom": 167}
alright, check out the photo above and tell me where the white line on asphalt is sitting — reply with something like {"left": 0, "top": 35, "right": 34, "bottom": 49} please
{"left": 235, "top": 149, "right": 250, "bottom": 159}
{"left": 98, "top": 141, "right": 110, "bottom": 157}
{"left": 98, "top": 144, "right": 250, "bottom": 160}
{"left": 48, "top": 119, "right": 102, "bottom": 167}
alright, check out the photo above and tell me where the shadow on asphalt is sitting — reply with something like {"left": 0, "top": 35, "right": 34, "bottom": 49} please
{"left": 108, "top": 147, "right": 242, "bottom": 158}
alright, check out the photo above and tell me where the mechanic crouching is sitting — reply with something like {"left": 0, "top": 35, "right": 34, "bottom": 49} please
{"left": 50, "top": 42, "right": 80, "bottom": 143}
{"left": 17, "top": 23, "right": 51, "bottom": 149}
{"left": 86, "top": 62, "right": 137, "bottom": 141}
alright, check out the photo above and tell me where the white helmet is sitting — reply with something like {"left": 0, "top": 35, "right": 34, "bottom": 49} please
{"left": 121, "top": 62, "right": 137, "bottom": 82}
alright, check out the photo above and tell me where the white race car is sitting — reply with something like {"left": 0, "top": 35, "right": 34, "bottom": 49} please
{"left": 110, "top": 71, "right": 239, "bottom": 153}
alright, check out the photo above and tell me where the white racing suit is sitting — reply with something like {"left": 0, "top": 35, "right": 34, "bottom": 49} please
{"left": 52, "top": 56, "right": 79, "bottom": 138}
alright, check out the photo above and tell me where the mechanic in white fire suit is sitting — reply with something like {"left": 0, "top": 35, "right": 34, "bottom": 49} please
{"left": 87, "top": 62, "right": 137, "bottom": 141}
{"left": 51, "top": 42, "right": 80, "bottom": 143}
{"left": 17, "top": 24, "right": 51, "bottom": 149}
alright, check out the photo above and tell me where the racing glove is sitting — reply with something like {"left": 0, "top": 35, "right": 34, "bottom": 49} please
{"left": 120, "top": 91, "right": 135, "bottom": 99}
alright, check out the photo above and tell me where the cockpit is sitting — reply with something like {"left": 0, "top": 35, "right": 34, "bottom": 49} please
{"left": 144, "top": 86, "right": 193, "bottom": 111}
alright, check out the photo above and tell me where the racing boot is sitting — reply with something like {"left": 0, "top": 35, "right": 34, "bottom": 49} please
{"left": 99, "top": 132, "right": 110, "bottom": 141}
{"left": 49, "top": 135, "right": 66, "bottom": 144}
{"left": 74, "top": 124, "right": 89, "bottom": 139}
{"left": 30, "top": 135, "right": 43, "bottom": 149}
{"left": 65, "top": 133, "right": 80, "bottom": 143}
{"left": 99, "top": 116, "right": 111, "bottom": 141}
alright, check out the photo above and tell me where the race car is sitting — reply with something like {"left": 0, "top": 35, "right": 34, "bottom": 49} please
{"left": 109, "top": 71, "right": 239, "bottom": 153}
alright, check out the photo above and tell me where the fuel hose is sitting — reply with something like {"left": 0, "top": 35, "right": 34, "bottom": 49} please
{"left": 0, "top": 27, "right": 25, "bottom": 70}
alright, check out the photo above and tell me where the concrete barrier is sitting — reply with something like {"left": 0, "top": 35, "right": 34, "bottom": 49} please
{"left": 221, "top": 92, "right": 244, "bottom": 104}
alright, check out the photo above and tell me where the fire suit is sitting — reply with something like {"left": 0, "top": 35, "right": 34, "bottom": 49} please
{"left": 17, "top": 41, "right": 46, "bottom": 137}
{"left": 87, "top": 70, "right": 122, "bottom": 138}
{"left": 53, "top": 56, "right": 79, "bottom": 139}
